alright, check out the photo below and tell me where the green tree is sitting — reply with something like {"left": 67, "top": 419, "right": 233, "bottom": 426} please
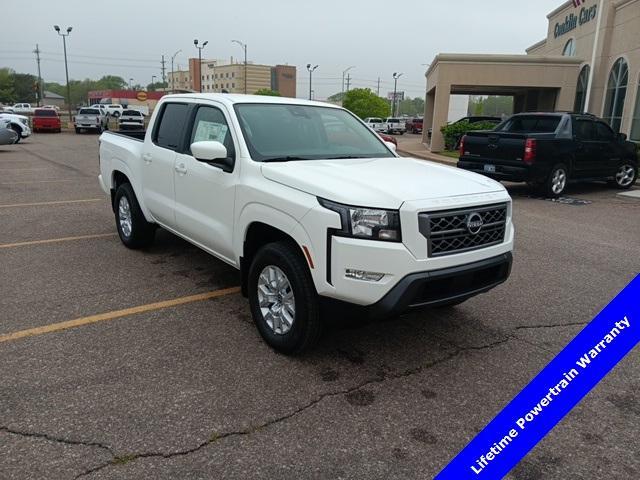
{"left": 327, "top": 92, "right": 345, "bottom": 103}
{"left": 147, "top": 81, "right": 168, "bottom": 92}
{"left": 13, "top": 73, "right": 38, "bottom": 103}
{"left": 398, "top": 97, "right": 425, "bottom": 116}
{"left": 254, "top": 88, "right": 281, "bottom": 96}
{"left": 0, "top": 68, "right": 17, "bottom": 104}
{"left": 468, "top": 95, "right": 513, "bottom": 117}
{"left": 342, "top": 88, "right": 390, "bottom": 119}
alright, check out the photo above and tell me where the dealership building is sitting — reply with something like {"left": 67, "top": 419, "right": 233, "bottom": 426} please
{"left": 423, "top": 0, "right": 640, "bottom": 151}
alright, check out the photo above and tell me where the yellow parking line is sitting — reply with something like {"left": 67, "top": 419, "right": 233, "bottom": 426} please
{"left": 0, "top": 179, "right": 75, "bottom": 185}
{"left": 0, "top": 233, "right": 117, "bottom": 249}
{"left": 0, "top": 199, "right": 102, "bottom": 208}
{"left": 0, "top": 287, "right": 241, "bottom": 344}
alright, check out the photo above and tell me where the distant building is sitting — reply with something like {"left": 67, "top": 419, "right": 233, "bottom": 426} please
{"left": 169, "top": 59, "right": 296, "bottom": 97}
{"left": 42, "top": 90, "right": 65, "bottom": 108}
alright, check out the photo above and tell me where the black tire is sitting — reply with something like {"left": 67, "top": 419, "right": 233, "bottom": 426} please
{"left": 114, "top": 183, "right": 155, "bottom": 249}
{"left": 610, "top": 162, "right": 637, "bottom": 190}
{"left": 10, "top": 125, "right": 21, "bottom": 143}
{"left": 75, "top": 128, "right": 81, "bottom": 134}
{"left": 248, "top": 242, "right": 322, "bottom": 354}
{"left": 113, "top": 111, "right": 120, "bottom": 118}
{"left": 542, "top": 164, "right": 568, "bottom": 198}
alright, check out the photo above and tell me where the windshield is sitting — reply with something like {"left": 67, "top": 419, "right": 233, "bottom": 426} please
{"left": 495, "top": 115, "right": 561, "bottom": 133}
{"left": 234, "top": 104, "right": 394, "bottom": 161}
{"left": 35, "top": 109, "right": 57, "bottom": 117}
{"left": 80, "top": 108, "right": 99, "bottom": 115}
{"left": 122, "top": 110, "right": 141, "bottom": 116}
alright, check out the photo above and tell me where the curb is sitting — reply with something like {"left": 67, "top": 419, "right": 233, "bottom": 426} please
{"left": 397, "top": 149, "right": 457, "bottom": 167}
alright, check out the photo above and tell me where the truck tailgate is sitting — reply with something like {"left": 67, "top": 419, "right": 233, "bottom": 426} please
{"left": 461, "top": 132, "right": 527, "bottom": 165}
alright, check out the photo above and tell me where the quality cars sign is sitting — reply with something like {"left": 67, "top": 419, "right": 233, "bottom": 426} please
{"left": 554, "top": 2, "right": 597, "bottom": 38}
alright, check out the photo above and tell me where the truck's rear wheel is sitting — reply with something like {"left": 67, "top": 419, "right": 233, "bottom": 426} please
{"left": 114, "top": 183, "right": 155, "bottom": 249}
{"left": 248, "top": 242, "right": 322, "bottom": 354}
{"left": 543, "top": 164, "right": 568, "bottom": 198}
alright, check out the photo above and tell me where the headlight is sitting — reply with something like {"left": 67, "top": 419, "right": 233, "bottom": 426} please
{"left": 318, "top": 198, "right": 401, "bottom": 242}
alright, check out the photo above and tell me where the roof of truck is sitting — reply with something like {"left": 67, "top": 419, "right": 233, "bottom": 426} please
{"left": 160, "top": 93, "right": 341, "bottom": 109}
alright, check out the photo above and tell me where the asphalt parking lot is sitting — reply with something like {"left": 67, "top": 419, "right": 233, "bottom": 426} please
{"left": 1, "top": 132, "right": 638, "bottom": 480}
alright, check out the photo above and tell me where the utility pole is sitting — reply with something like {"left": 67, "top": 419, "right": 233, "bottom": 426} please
{"left": 345, "top": 74, "right": 351, "bottom": 92}
{"left": 392, "top": 72, "right": 403, "bottom": 117}
{"left": 53, "top": 25, "right": 73, "bottom": 123}
{"left": 160, "top": 55, "right": 166, "bottom": 86}
{"left": 232, "top": 40, "right": 248, "bottom": 94}
{"left": 171, "top": 49, "right": 181, "bottom": 93}
{"left": 33, "top": 44, "right": 43, "bottom": 106}
{"left": 307, "top": 64, "right": 318, "bottom": 100}
{"left": 341, "top": 66, "right": 355, "bottom": 102}
{"left": 377, "top": 77, "right": 381, "bottom": 96}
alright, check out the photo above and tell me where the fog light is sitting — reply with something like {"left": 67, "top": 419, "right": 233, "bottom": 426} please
{"left": 345, "top": 269, "right": 384, "bottom": 282}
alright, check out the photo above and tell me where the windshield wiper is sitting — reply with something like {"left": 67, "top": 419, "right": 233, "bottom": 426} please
{"left": 261, "top": 156, "right": 312, "bottom": 163}
{"left": 324, "top": 155, "right": 369, "bottom": 160}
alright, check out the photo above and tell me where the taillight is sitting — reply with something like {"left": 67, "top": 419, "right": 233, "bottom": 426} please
{"left": 459, "top": 135, "right": 466, "bottom": 157}
{"left": 524, "top": 138, "right": 537, "bottom": 165}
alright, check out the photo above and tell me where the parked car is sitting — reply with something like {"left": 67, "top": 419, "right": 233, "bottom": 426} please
{"left": 458, "top": 112, "right": 638, "bottom": 197}
{"left": 75, "top": 107, "right": 108, "bottom": 133}
{"left": 405, "top": 117, "right": 423, "bottom": 134}
{"left": 98, "top": 94, "right": 514, "bottom": 354}
{"left": 11, "top": 103, "right": 34, "bottom": 114}
{"left": 378, "top": 132, "right": 398, "bottom": 147}
{"left": 105, "top": 104, "right": 125, "bottom": 118}
{"left": 363, "top": 117, "right": 386, "bottom": 132}
{"left": 118, "top": 109, "right": 145, "bottom": 130}
{"left": 0, "top": 118, "right": 19, "bottom": 145}
{"left": 90, "top": 104, "right": 109, "bottom": 117}
{"left": 32, "top": 108, "right": 62, "bottom": 133}
{"left": 0, "top": 112, "right": 32, "bottom": 143}
{"left": 385, "top": 117, "right": 406, "bottom": 135}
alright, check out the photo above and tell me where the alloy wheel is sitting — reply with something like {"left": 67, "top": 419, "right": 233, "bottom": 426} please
{"left": 616, "top": 164, "right": 635, "bottom": 187}
{"left": 257, "top": 265, "right": 295, "bottom": 335}
{"left": 118, "top": 196, "right": 133, "bottom": 238}
{"left": 551, "top": 168, "right": 567, "bottom": 195}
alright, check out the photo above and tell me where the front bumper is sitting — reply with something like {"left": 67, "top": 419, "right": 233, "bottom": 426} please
{"left": 20, "top": 126, "right": 31, "bottom": 138}
{"left": 322, "top": 253, "right": 512, "bottom": 319}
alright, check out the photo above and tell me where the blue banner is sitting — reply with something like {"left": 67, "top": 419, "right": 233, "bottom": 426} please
{"left": 435, "top": 275, "right": 640, "bottom": 480}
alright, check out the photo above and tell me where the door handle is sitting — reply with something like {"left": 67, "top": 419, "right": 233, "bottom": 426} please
{"left": 143, "top": 153, "right": 153, "bottom": 164}
{"left": 175, "top": 162, "right": 187, "bottom": 175}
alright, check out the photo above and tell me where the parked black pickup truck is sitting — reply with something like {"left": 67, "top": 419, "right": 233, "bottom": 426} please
{"left": 457, "top": 113, "right": 638, "bottom": 197}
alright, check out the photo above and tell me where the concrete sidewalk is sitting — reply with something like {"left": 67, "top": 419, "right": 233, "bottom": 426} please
{"left": 395, "top": 134, "right": 457, "bottom": 166}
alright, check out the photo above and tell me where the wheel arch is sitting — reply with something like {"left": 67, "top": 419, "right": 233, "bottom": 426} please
{"left": 107, "top": 166, "right": 153, "bottom": 221}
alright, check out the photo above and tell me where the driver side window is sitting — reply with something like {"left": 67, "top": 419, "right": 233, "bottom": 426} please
{"left": 189, "top": 106, "right": 235, "bottom": 159}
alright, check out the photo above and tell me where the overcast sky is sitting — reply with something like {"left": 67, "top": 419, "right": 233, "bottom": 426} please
{"left": 2, "top": 0, "right": 561, "bottom": 99}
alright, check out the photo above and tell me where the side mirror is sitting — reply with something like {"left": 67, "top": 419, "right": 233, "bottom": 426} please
{"left": 191, "top": 140, "right": 233, "bottom": 172}
{"left": 385, "top": 141, "right": 397, "bottom": 152}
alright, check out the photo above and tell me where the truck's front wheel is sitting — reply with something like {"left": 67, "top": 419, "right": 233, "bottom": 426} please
{"left": 248, "top": 242, "right": 322, "bottom": 354}
{"left": 114, "top": 183, "right": 155, "bottom": 249}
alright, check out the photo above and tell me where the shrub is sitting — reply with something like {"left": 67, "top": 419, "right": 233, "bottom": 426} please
{"left": 440, "top": 121, "right": 498, "bottom": 150}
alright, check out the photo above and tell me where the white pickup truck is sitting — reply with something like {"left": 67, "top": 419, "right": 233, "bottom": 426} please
{"left": 98, "top": 94, "right": 514, "bottom": 354}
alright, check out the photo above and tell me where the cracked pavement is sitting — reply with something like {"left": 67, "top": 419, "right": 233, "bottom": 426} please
{"left": 1, "top": 133, "right": 639, "bottom": 479}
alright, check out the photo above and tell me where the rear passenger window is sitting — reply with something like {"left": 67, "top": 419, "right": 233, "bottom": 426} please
{"left": 595, "top": 122, "right": 614, "bottom": 141}
{"left": 574, "top": 120, "right": 596, "bottom": 141}
{"left": 153, "top": 103, "right": 189, "bottom": 150}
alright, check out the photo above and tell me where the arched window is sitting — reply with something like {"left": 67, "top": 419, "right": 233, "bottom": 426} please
{"left": 631, "top": 75, "right": 640, "bottom": 142}
{"left": 603, "top": 58, "right": 629, "bottom": 132}
{"left": 574, "top": 65, "right": 590, "bottom": 113}
{"left": 563, "top": 39, "right": 576, "bottom": 57}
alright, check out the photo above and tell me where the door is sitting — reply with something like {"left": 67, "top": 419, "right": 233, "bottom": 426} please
{"left": 142, "top": 102, "right": 190, "bottom": 226}
{"left": 174, "top": 104, "right": 238, "bottom": 263}
{"left": 593, "top": 121, "right": 620, "bottom": 176}
{"left": 572, "top": 118, "right": 598, "bottom": 178}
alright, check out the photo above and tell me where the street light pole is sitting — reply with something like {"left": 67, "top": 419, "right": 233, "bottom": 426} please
{"left": 306, "top": 64, "right": 318, "bottom": 101}
{"left": 129, "top": 78, "right": 133, "bottom": 90}
{"left": 171, "top": 49, "right": 182, "bottom": 93}
{"left": 152, "top": 75, "right": 156, "bottom": 88}
{"left": 231, "top": 40, "right": 248, "bottom": 94}
{"left": 392, "top": 72, "right": 403, "bottom": 116}
{"left": 53, "top": 25, "right": 73, "bottom": 123}
{"left": 341, "top": 66, "right": 355, "bottom": 102}
{"left": 194, "top": 39, "right": 208, "bottom": 93}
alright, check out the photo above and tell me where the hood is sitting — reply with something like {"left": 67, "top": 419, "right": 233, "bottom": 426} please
{"left": 261, "top": 157, "right": 504, "bottom": 208}
{"left": 0, "top": 113, "right": 28, "bottom": 122}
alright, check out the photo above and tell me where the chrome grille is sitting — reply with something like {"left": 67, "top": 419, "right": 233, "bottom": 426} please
{"left": 419, "top": 204, "right": 507, "bottom": 257}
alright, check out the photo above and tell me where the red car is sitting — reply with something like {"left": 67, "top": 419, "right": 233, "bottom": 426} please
{"left": 378, "top": 132, "right": 398, "bottom": 146}
{"left": 405, "top": 117, "right": 423, "bottom": 134}
{"left": 33, "top": 108, "right": 62, "bottom": 133}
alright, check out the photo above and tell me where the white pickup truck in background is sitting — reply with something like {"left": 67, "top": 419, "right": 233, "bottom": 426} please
{"left": 98, "top": 94, "right": 514, "bottom": 353}
{"left": 363, "top": 117, "right": 386, "bottom": 132}
{"left": 385, "top": 117, "right": 407, "bottom": 135}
